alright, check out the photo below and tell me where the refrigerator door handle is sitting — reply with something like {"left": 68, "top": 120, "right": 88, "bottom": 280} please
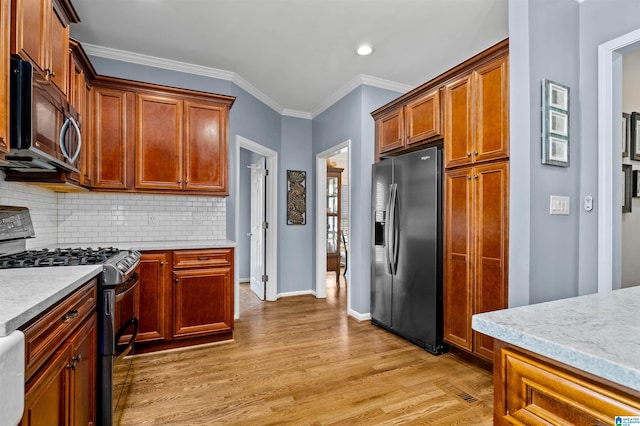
{"left": 390, "top": 183, "right": 399, "bottom": 275}
{"left": 388, "top": 183, "right": 398, "bottom": 275}
{"left": 385, "top": 184, "right": 394, "bottom": 275}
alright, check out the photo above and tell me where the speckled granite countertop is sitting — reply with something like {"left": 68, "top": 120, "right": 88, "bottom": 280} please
{"left": 472, "top": 286, "right": 640, "bottom": 392}
{"left": 0, "top": 266, "right": 102, "bottom": 337}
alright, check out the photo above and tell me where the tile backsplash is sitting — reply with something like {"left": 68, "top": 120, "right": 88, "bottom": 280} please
{"left": 0, "top": 178, "right": 58, "bottom": 249}
{"left": 1, "top": 173, "right": 226, "bottom": 247}
{"left": 57, "top": 192, "right": 226, "bottom": 244}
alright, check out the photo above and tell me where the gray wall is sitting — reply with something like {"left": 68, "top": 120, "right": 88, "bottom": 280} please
{"left": 312, "top": 86, "right": 402, "bottom": 315}
{"left": 279, "top": 117, "right": 313, "bottom": 293}
{"left": 509, "top": 0, "right": 640, "bottom": 304}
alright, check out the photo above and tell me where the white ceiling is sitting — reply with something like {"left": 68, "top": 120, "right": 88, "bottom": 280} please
{"left": 69, "top": 0, "right": 509, "bottom": 118}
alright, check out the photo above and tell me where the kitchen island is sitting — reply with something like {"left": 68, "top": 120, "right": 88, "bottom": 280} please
{"left": 473, "top": 286, "right": 640, "bottom": 425}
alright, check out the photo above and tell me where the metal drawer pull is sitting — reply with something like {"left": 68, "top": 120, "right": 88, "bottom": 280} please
{"left": 197, "top": 257, "right": 210, "bottom": 261}
{"left": 67, "top": 354, "right": 82, "bottom": 370}
{"left": 63, "top": 309, "right": 79, "bottom": 321}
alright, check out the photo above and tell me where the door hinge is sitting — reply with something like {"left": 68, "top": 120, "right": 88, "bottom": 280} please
{"left": 262, "top": 221, "right": 269, "bottom": 230}
{"left": 261, "top": 274, "right": 269, "bottom": 282}
{"left": 264, "top": 169, "right": 269, "bottom": 176}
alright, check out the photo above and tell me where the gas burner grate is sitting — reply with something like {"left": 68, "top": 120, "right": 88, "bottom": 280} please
{"left": 0, "top": 247, "right": 121, "bottom": 269}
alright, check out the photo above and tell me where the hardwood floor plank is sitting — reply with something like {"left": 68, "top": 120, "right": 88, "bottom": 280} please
{"left": 117, "top": 284, "right": 493, "bottom": 425}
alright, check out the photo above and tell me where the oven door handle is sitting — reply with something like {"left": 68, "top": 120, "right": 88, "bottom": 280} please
{"left": 114, "top": 317, "right": 138, "bottom": 361}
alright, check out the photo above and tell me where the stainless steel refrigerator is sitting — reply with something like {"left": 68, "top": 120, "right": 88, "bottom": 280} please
{"left": 370, "top": 146, "right": 446, "bottom": 354}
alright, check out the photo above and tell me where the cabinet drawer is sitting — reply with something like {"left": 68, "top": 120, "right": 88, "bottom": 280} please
{"left": 499, "top": 348, "right": 640, "bottom": 425}
{"left": 173, "top": 249, "right": 233, "bottom": 268}
{"left": 21, "top": 279, "right": 97, "bottom": 381}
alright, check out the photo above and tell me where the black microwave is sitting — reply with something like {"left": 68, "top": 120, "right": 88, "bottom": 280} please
{"left": 3, "top": 56, "right": 81, "bottom": 173}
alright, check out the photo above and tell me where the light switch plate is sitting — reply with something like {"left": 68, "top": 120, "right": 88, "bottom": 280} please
{"left": 550, "top": 195, "right": 570, "bottom": 215}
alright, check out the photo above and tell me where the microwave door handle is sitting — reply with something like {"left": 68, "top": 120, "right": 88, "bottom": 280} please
{"left": 59, "top": 116, "right": 82, "bottom": 164}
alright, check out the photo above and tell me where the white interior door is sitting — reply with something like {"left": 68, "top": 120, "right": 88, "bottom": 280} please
{"left": 250, "top": 157, "right": 266, "bottom": 300}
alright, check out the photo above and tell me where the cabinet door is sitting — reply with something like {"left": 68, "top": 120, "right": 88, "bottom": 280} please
{"left": 135, "top": 94, "right": 183, "bottom": 190}
{"left": 12, "top": 0, "right": 47, "bottom": 73}
{"left": 376, "top": 108, "right": 404, "bottom": 155}
{"left": 184, "top": 100, "right": 228, "bottom": 192}
{"left": 67, "top": 55, "right": 85, "bottom": 185}
{"left": 47, "top": 6, "right": 68, "bottom": 96}
{"left": 173, "top": 267, "right": 233, "bottom": 338}
{"left": 137, "top": 252, "right": 170, "bottom": 343}
{"left": 0, "top": 0, "right": 9, "bottom": 155}
{"left": 474, "top": 55, "right": 509, "bottom": 164}
{"left": 473, "top": 161, "right": 509, "bottom": 361}
{"left": 443, "top": 167, "right": 474, "bottom": 351}
{"left": 444, "top": 73, "right": 473, "bottom": 168}
{"left": 68, "top": 313, "right": 97, "bottom": 426}
{"left": 21, "top": 343, "right": 71, "bottom": 426}
{"left": 405, "top": 89, "right": 441, "bottom": 146}
{"left": 92, "top": 87, "right": 133, "bottom": 189}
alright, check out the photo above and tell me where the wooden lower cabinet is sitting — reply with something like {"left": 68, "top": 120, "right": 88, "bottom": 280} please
{"left": 173, "top": 267, "right": 233, "bottom": 337}
{"left": 136, "top": 251, "right": 170, "bottom": 343}
{"left": 21, "top": 312, "right": 97, "bottom": 426}
{"left": 494, "top": 342, "right": 640, "bottom": 425}
{"left": 135, "top": 248, "right": 234, "bottom": 353}
{"left": 444, "top": 161, "right": 509, "bottom": 362}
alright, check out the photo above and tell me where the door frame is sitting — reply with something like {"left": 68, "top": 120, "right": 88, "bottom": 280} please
{"left": 315, "top": 140, "right": 351, "bottom": 301}
{"left": 597, "top": 28, "right": 640, "bottom": 293}
{"left": 235, "top": 136, "right": 278, "bottom": 317}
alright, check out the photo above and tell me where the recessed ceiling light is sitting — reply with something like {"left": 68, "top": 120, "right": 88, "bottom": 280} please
{"left": 357, "top": 44, "right": 374, "bottom": 56}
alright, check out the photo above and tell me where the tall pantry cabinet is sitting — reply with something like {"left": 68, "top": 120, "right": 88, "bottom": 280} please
{"left": 442, "top": 43, "right": 509, "bottom": 363}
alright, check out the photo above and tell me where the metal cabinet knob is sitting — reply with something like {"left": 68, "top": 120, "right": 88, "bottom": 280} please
{"left": 467, "top": 152, "right": 471, "bottom": 157}
{"left": 474, "top": 150, "right": 478, "bottom": 155}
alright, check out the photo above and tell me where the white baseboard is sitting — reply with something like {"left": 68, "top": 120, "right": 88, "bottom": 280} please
{"left": 348, "top": 309, "right": 371, "bottom": 322}
{"left": 277, "top": 289, "right": 316, "bottom": 298}
{"left": 239, "top": 278, "right": 250, "bottom": 283}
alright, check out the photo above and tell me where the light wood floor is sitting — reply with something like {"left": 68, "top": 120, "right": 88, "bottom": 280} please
{"left": 117, "top": 277, "right": 493, "bottom": 425}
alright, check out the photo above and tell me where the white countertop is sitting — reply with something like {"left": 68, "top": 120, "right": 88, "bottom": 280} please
{"left": 67, "top": 239, "right": 237, "bottom": 251}
{"left": 0, "top": 266, "right": 102, "bottom": 337}
{"left": 472, "top": 286, "right": 640, "bottom": 392}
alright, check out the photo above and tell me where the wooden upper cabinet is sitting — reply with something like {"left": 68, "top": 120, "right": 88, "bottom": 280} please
{"left": 474, "top": 55, "right": 509, "bottom": 164}
{"left": 135, "top": 94, "right": 184, "bottom": 190}
{"left": 444, "top": 53, "right": 509, "bottom": 168}
{"left": 444, "top": 74, "right": 473, "bottom": 168}
{"left": 405, "top": 89, "right": 441, "bottom": 146}
{"left": 375, "top": 89, "right": 442, "bottom": 157}
{"left": 88, "top": 75, "right": 234, "bottom": 195}
{"left": 135, "top": 96, "right": 230, "bottom": 193}
{"left": 376, "top": 107, "right": 404, "bottom": 155}
{"left": 12, "top": 0, "right": 74, "bottom": 96}
{"left": 184, "top": 100, "right": 228, "bottom": 193}
{"left": 92, "top": 85, "right": 134, "bottom": 190}
{"left": 0, "top": 0, "right": 9, "bottom": 157}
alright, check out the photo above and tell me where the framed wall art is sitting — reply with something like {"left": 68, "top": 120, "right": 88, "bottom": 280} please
{"left": 623, "top": 164, "right": 632, "bottom": 213}
{"left": 622, "top": 112, "right": 631, "bottom": 158}
{"left": 634, "top": 170, "right": 640, "bottom": 198}
{"left": 631, "top": 112, "right": 640, "bottom": 160}
{"left": 287, "top": 170, "right": 306, "bottom": 225}
{"left": 542, "top": 79, "right": 570, "bottom": 167}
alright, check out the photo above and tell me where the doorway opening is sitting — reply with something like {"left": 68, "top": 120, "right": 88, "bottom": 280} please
{"left": 235, "top": 136, "right": 278, "bottom": 318}
{"left": 597, "top": 28, "right": 640, "bottom": 293}
{"left": 315, "top": 140, "right": 351, "bottom": 306}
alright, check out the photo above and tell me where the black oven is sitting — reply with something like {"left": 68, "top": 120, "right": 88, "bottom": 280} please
{"left": 100, "top": 264, "right": 140, "bottom": 426}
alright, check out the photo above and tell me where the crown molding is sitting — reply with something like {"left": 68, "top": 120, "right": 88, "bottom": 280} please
{"left": 281, "top": 109, "right": 313, "bottom": 120}
{"left": 80, "top": 43, "right": 411, "bottom": 120}
{"left": 310, "top": 74, "right": 413, "bottom": 118}
{"left": 82, "top": 43, "right": 286, "bottom": 115}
